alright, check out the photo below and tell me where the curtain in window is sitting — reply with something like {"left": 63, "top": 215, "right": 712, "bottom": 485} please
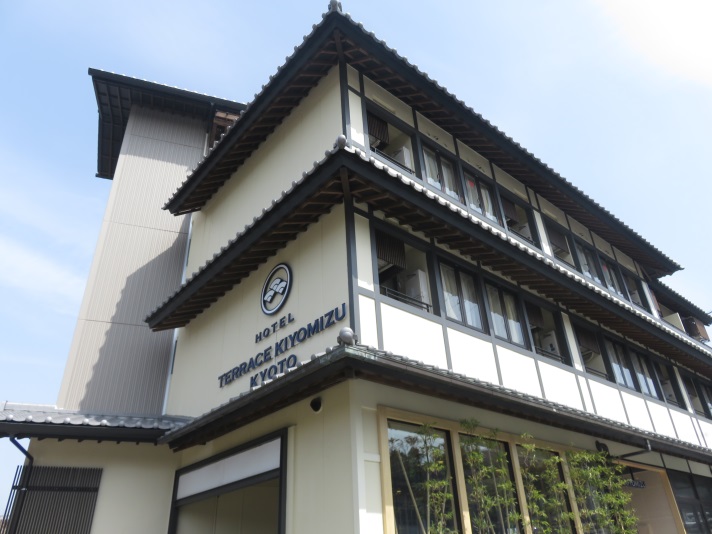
{"left": 440, "top": 264, "right": 462, "bottom": 322}
{"left": 503, "top": 292, "right": 525, "bottom": 345}
{"left": 423, "top": 148, "right": 440, "bottom": 189}
{"left": 460, "top": 273, "right": 483, "bottom": 329}
{"left": 440, "top": 158, "right": 459, "bottom": 200}
{"left": 464, "top": 174, "right": 482, "bottom": 212}
{"left": 486, "top": 285, "right": 508, "bottom": 339}
{"left": 480, "top": 183, "right": 498, "bottom": 222}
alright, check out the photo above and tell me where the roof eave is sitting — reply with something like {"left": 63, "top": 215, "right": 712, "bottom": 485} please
{"left": 163, "top": 346, "right": 712, "bottom": 465}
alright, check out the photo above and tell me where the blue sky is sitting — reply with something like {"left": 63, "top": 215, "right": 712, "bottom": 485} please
{"left": 1, "top": 0, "right": 710, "bottom": 507}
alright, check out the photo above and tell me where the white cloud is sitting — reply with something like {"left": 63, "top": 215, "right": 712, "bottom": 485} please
{"left": 0, "top": 235, "right": 85, "bottom": 311}
{"left": 593, "top": 0, "right": 712, "bottom": 87}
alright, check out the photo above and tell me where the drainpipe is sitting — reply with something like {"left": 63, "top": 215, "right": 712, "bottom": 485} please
{"left": 6, "top": 438, "right": 34, "bottom": 534}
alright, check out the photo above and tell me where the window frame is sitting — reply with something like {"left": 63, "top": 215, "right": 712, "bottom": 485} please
{"left": 421, "top": 142, "right": 463, "bottom": 203}
{"left": 364, "top": 103, "right": 419, "bottom": 175}
{"left": 522, "top": 298, "right": 570, "bottom": 364}
{"left": 378, "top": 407, "right": 601, "bottom": 534}
{"left": 438, "top": 260, "right": 487, "bottom": 333}
{"left": 484, "top": 282, "right": 527, "bottom": 348}
{"left": 461, "top": 164, "right": 502, "bottom": 225}
{"left": 499, "top": 192, "right": 540, "bottom": 247}
{"left": 373, "top": 225, "right": 436, "bottom": 315}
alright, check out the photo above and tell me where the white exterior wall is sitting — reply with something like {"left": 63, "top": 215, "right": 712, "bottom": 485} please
{"left": 175, "top": 382, "right": 358, "bottom": 534}
{"left": 28, "top": 439, "right": 178, "bottom": 534}
{"left": 352, "top": 215, "right": 712, "bottom": 451}
{"left": 58, "top": 107, "right": 204, "bottom": 415}
{"left": 187, "top": 66, "right": 343, "bottom": 275}
{"left": 167, "top": 206, "right": 349, "bottom": 416}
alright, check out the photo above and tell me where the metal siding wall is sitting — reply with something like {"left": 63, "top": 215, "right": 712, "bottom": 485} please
{"left": 58, "top": 107, "right": 203, "bottom": 415}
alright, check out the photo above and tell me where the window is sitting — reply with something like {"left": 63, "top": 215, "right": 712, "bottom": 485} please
{"left": 524, "top": 301, "right": 567, "bottom": 363}
{"left": 384, "top": 415, "right": 634, "bottom": 534}
{"left": 621, "top": 270, "right": 649, "bottom": 310}
{"left": 573, "top": 324, "right": 607, "bottom": 379}
{"left": 501, "top": 196, "right": 537, "bottom": 245}
{"left": 516, "top": 445, "right": 573, "bottom": 533}
{"left": 545, "top": 219, "right": 575, "bottom": 266}
{"left": 464, "top": 171, "right": 500, "bottom": 223}
{"left": 376, "top": 230, "right": 431, "bottom": 312}
{"left": 439, "top": 263, "right": 484, "bottom": 330}
{"left": 574, "top": 241, "right": 602, "bottom": 284}
{"left": 697, "top": 381, "right": 712, "bottom": 419}
{"left": 653, "top": 362, "right": 685, "bottom": 407}
{"left": 387, "top": 421, "right": 458, "bottom": 533}
{"left": 600, "top": 258, "right": 625, "bottom": 297}
{"left": 486, "top": 284, "right": 525, "bottom": 346}
{"left": 603, "top": 339, "right": 637, "bottom": 390}
{"left": 682, "top": 376, "right": 706, "bottom": 417}
{"left": 422, "top": 146, "right": 462, "bottom": 202}
{"left": 629, "top": 350, "right": 661, "bottom": 399}
{"left": 459, "top": 433, "right": 521, "bottom": 533}
{"left": 366, "top": 111, "right": 415, "bottom": 173}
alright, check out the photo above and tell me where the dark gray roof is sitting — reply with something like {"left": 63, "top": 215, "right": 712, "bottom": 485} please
{"left": 89, "top": 69, "right": 245, "bottom": 180}
{"left": 146, "top": 137, "right": 712, "bottom": 366}
{"left": 0, "top": 402, "right": 191, "bottom": 443}
{"left": 161, "top": 3, "right": 680, "bottom": 276}
{"left": 162, "top": 344, "right": 712, "bottom": 465}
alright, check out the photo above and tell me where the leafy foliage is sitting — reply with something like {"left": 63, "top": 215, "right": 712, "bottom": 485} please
{"left": 566, "top": 450, "right": 638, "bottom": 534}
{"left": 517, "top": 435, "right": 574, "bottom": 534}
{"left": 459, "top": 420, "right": 521, "bottom": 533}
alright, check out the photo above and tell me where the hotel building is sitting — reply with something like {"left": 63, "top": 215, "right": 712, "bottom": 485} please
{"left": 2, "top": 3, "right": 712, "bottom": 532}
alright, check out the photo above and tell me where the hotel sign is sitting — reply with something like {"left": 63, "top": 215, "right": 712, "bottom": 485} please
{"left": 261, "top": 263, "right": 292, "bottom": 315}
{"left": 218, "top": 263, "right": 347, "bottom": 389}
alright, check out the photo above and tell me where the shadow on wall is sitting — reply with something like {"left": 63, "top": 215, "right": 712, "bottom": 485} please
{"left": 77, "top": 215, "right": 189, "bottom": 416}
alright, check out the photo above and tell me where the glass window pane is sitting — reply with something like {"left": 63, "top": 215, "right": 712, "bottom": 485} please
{"left": 388, "top": 421, "right": 457, "bottom": 534}
{"left": 440, "top": 264, "right": 462, "bottom": 322}
{"left": 479, "top": 182, "right": 498, "bottom": 223}
{"left": 516, "top": 445, "right": 573, "bottom": 533}
{"left": 601, "top": 260, "right": 624, "bottom": 295}
{"left": 440, "top": 158, "right": 460, "bottom": 201}
{"left": 630, "top": 352, "right": 658, "bottom": 398}
{"left": 605, "top": 340, "right": 635, "bottom": 389}
{"left": 423, "top": 148, "right": 440, "bottom": 189}
{"left": 576, "top": 243, "right": 601, "bottom": 283}
{"left": 503, "top": 292, "right": 525, "bottom": 345}
{"left": 487, "top": 284, "right": 508, "bottom": 339}
{"left": 460, "top": 272, "right": 483, "bottom": 330}
{"left": 622, "top": 272, "right": 646, "bottom": 308}
{"left": 464, "top": 173, "right": 482, "bottom": 213}
{"left": 459, "top": 433, "right": 520, "bottom": 533}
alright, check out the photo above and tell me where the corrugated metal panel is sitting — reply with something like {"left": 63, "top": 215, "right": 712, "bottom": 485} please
{"left": 58, "top": 320, "right": 173, "bottom": 414}
{"left": 126, "top": 106, "right": 206, "bottom": 149}
{"left": 106, "top": 108, "right": 203, "bottom": 233}
{"left": 82, "top": 224, "right": 188, "bottom": 324}
{"left": 59, "top": 107, "right": 204, "bottom": 416}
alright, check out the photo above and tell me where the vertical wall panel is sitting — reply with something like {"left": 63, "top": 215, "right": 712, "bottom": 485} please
{"left": 58, "top": 106, "right": 203, "bottom": 415}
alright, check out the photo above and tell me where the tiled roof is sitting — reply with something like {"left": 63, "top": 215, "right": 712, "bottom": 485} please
{"left": 89, "top": 68, "right": 245, "bottom": 179}
{"left": 0, "top": 402, "right": 191, "bottom": 442}
{"left": 161, "top": 2, "right": 679, "bottom": 276}
{"left": 146, "top": 136, "right": 712, "bottom": 367}
{"left": 162, "top": 344, "right": 712, "bottom": 464}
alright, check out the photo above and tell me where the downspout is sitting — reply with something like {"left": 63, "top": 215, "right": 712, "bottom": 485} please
{"left": 6, "top": 438, "right": 34, "bottom": 534}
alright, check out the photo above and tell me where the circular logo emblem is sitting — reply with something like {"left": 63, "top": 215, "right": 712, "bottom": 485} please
{"left": 261, "top": 263, "right": 292, "bottom": 315}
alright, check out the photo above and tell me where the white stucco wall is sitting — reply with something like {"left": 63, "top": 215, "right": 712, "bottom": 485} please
{"left": 167, "top": 206, "right": 349, "bottom": 416}
{"left": 28, "top": 439, "right": 178, "bottom": 534}
{"left": 187, "top": 66, "right": 343, "bottom": 275}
